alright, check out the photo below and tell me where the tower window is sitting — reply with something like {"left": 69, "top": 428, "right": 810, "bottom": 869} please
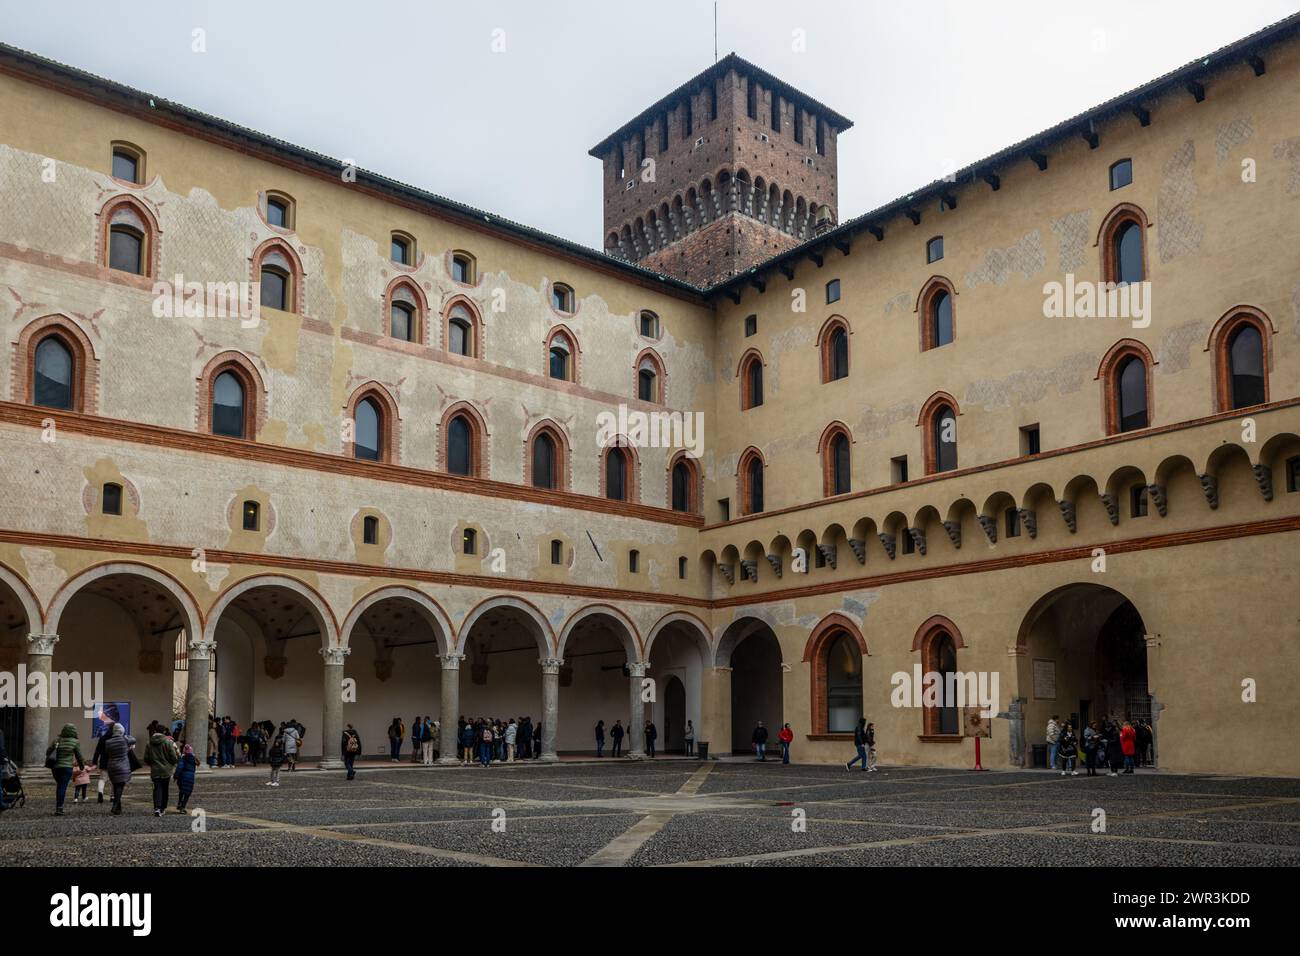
{"left": 629, "top": 549, "right": 640, "bottom": 573}
{"left": 746, "top": 79, "right": 757, "bottom": 119}
{"left": 462, "top": 528, "right": 477, "bottom": 555}
{"left": 102, "top": 482, "right": 123, "bottom": 516}
{"left": 927, "top": 236, "right": 944, "bottom": 263}
{"left": 678, "top": 555, "right": 687, "bottom": 579}
{"left": 639, "top": 310, "right": 659, "bottom": 338}
{"left": 1005, "top": 507, "right": 1020, "bottom": 538}
{"left": 771, "top": 95, "right": 781, "bottom": 133}
{"left": 111, "top": 145, "right": 143, "bottom": 184}
{"left": 1020, "top": 424, "right": 1041, "bottom": 456}
{"left": 744, "top": 314, "right": 757, "bottom": 337}
{"left": 242, "top": 500, "right": 260, "bottom": 532}
{"left": 390, "top": 233, "right": 413, "bottom": 265}
{"left": 551, "top": 539, "right": 563, "bottom": 565}
{"left": 825, "top": 279, "right": 840, "bottom": 304}
{"left": 1130, "top": 485, "right": 1148, "bottom": 518}
{"left": 362, "top": 515, "right": 378, "bottom": 545}
{"left": 551, "top": 283, "right": 575, "bottom": 314}
{"left": 265, "top": 193, "right": 294, "bottom": 229}
{"left": 451, "top": 252, "right": 475, "bottom": 284}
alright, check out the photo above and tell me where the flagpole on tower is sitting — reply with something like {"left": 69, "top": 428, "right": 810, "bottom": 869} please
{"left": 714, "top": 2, "right": 718, "bottom": 63}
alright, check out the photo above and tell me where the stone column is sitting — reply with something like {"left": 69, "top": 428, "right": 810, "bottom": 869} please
{"left": 704, "top": 665, "right": 733, "bottom": 759}
{"left": 319, "top": 646, "right": 350, "bottom": 769}
{"left": 21, "top": 633, "right": 58, "bottom": 771}
{"left": 539, "top": 658, "right": 563, "bottom": 762}
{"left": 185, "top": 639, "right": 215, "bottom": 773}
{"left": 437, "top": 653, "right": 464, "bottom": 764}
{"left": 626, "top": 661, "right": 647, "bottom": 758}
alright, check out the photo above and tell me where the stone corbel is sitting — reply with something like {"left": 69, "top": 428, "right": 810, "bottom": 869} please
{"left": 942, "top": 521, "right": 961, "bottom": 549}
{"left": 977, "top": 514, "right": 997, "bottom": 544}
{"left": 264, "top": 655, "right": 287, "bottom": 680}
{"left": 877, "top": 533, "right": 896, "bottom": 560}
{"left": 847, "top": 538, "right": 866, "bottom": 564}
{"left": 718, "top": 563, "right": 735, "bottom": 585}
{"left": 1145, "top": 483, "right": 1168, "bottom": 517}
{"left": 1253, "top": 464, "right": 1273, "bottom": 501}
{"left": 765, "top": 554, "right": 782, "bottom": 578}
{"left": 907, "top": 527, "right": 926, "bottom": 556}
{"left": 1058, "top": 500, "right": 1076, "bottom": 533}
{"left": 1017, "top": 508, "right": 1037, "bottom": 539}
{"left": 740, "top": 559, "right": 759, "bottom": 582}
{"left": 816, "top": 544, "right": 837, "bottom": 569}
{"left": 1100, "top": 493, "right": 1119, "bottom": 526}
{"left": 1198, "top": 473, "right": 1219, "bottom": 509}
{"left": 374, "top": 659, "right": 394, "bottom": 682}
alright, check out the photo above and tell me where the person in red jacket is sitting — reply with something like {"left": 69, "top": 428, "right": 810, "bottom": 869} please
{"left": 777, "top": 723, "right": 794, "bottom": 765}
{"left": 1120, "top": 721, "right": 1137, "bottom": 774}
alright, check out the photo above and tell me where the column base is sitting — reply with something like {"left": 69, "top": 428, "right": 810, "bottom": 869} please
{"left": 319, "top": 758, "right": 344, "bottom": 770}
{"left": 626, "top": 751, "right": 645, "bottom": 760}
{"left": 539, "top": 753, "right": 559, "bottom": 763}
{"left": 436, "top": 755, "right": 460, "bottom": 766}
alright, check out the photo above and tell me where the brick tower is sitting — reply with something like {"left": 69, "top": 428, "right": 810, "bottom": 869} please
{"left": 591, "top": 53, "right": 852, "bottom": 286}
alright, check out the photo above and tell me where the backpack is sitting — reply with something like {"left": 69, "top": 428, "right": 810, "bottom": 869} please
{"left": 345, "top": 733, "right": 360, "bottom": 754}
{"left": 481, "top": 727, "right": 492, "bottom": 742}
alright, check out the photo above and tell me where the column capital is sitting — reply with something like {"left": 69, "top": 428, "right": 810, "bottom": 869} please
{"left": 26, "top": 633, "right": 59, "bottom": 655}
{"left": 320, "top": 645, "right": 351, "bottom": 666}
{"left": 1006, "top": 645, "right": 1028, "bottom": 657}
{"left": 627, "top": 661, "right": 648, "bottom": 678}
{"left": 440, "top": 652, "right": 466, "bottom": 669}
{"left": 539, "top": 658, "right": 565, "bottom": 675}
{"left": 188, "top": 639, "right": 217, "bottom": 661}
{"left": 711, "top": 665, "right": 733, "bottom": 677}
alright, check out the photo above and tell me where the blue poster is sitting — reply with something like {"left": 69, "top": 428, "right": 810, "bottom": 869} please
{"left": 91, "top": 702, "right": 130, "bottom": 738}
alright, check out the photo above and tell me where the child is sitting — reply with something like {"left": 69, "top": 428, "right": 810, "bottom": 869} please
{"left": 267, "top": 729, "right": 286, "bottom": 787}
{"left": 72, "top": 762, "right": 91, "bottom": 803}
{"left": 175, "top": 743, "right": 198, "bottom": 811}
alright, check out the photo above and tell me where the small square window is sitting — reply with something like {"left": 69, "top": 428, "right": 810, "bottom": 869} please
{"left": 825, "top": 279, "right": 841, "bottom": 304}
{"left": 111, "top": 149, "right": 140, "bottom": 184}
{"left": 640, "top": 311, "right": 659, "bottom": 337}
{"left": 550, "top": 539, "right": 563, "bottom": 565}
{"left": 1130, "top": 485, "right": 1148, "bottom": 518}
{"left": 744, "top": 314, "right": 757, "bottom": 337}
{"left": 391, "top": 237, "right": 410, "bottom": 265}
{"left": 102, "top": 483, "right": 122, "bottom": 516}
{"left": 891, "top": 456, "right": 909, "bottom": 484}
{"left": 242, "top": 500, "right": 260, "bottom": 532}
{"left": 927, "top": 236, "right": 944, "bottom": 263}
{"left": 900, "top": 530, "right": 914, "bottom": 555}
{"left": 551, "top": 284, "right": 574, "bottom": 313}
{"left": 629, "top": 549, "right": 640, "bottom": 573}
{"left": 1005, "top": 507, "right": 1021, "bottom": 539}
{"left": 678, "top": 556, "right": 687, "bottom": 579}
{"left": 452, "top": 254, "right": 474, "bottom": 284}
{"left": 1110, "top": 159, "right": 1133, "bottom": 191}
{"left": 718, "top": 498, "right": 730, "bottom": 522}
{"left": 463, "top": 528, "right": 477, "bottom": 555}
{"left": 1020, "top": 425, "right": 1041, "bottom": 456}
{"left": 1287, "top": 456, "right": 1300, "bottom": 493}
{"left": 362, "top": 516, "right": 378, "bottom": 545}
{"left": 266, "top": 199, "right": 289, "bottom": 228}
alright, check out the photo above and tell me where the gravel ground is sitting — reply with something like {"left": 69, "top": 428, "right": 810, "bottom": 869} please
{"left": 5, "top": 762, "right": 1298, "bottom": 866}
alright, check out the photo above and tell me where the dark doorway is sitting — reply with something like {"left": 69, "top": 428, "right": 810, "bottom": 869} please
{"left": 730, "top": 627, "right": 783, "bottom": 753}
{"left": 664, "top": 676, "right": 685, "bottom": 753}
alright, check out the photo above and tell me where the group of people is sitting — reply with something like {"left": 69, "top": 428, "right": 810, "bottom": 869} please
{"left": 456, "top": 716, "right": 541, "bottom": 766}
{"left": 202, "top": 716, "right": 305, "bottom": 771}
{"left": 39, "top": 720, "right": 199, "bottom": 817}
{"left": 594, "top": 719, "right": 697, "bottom": 758}
{"left": 1046, "top": 715, "right": 1151, "bottom": 776}
{"left": 752, "top": 721, "right": 796, "bottom": 763}
{"left": 384, "top": 716, "right": 441, "bottom": 764}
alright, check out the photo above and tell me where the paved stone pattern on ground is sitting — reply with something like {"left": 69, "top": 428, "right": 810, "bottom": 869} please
{"left": 5, "top": 762, "right": 1299, "bottom": 867}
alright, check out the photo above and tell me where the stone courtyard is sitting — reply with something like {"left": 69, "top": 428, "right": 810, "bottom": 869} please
{"left": 5, "top": 760, "right": 1299, "bottom": 867}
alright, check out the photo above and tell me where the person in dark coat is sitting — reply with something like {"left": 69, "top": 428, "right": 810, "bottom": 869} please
{"left": 48, "top": 723, "right": 86, "bottom": 815}
{"left": 1058, "top": 723, "right": 1079, "bottom": 775}
{"left": 595, "top": 720, "right": 605, "bottom": 758}
{"left": 174, "top": 744, "right": 198, "bottom": 811}
{"left": 846, "top": 718, "right": 868, "bottom": 771}
{"left": 645, "top": 721, "right": 657, "bottom": 758}
{"left": 519, "top": 717, "right": 533, "bottom": 759}
{"left": 610, "top": 720, "right": 625, "bottom": 758}
{"left": 459, "top": 721, "right": 475, "bottom": 766}
{"left": 752, "top": 722, "right": 769, "bottom": 761}
{"left": 102, "top": 723, "right": 136, "bottom": 815}
{"left": 341, "top": 724, "right": 362, "bottom": 780}
{"left": 1105, "top": 720, "right": 1123, "bottom": 776}
{"left": 144, "top": 731, "right": 179, "bottom": 817}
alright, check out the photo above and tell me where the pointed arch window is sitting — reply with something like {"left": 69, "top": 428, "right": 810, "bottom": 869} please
{"left": 1210, "top": 309, "right": 1271, "bottom": 412}
{"left": 1100, "top": 204, "right": 1148, "bottom": 286}
{"left": 740, "top": 351, "right": 764, "bottom": 409}
{"left": 822, "top": 428, "right": 851, "bottom": 496}
{"left": 211, "top": 370, "right": 247, "bottom": 438}
{"left": 1098, "top": 340, "right": 1154, "bottom": 435}
{"left": 254, "top": 243, "right": 300, "bottom": 313}
{"left": 109, "top": 224, "right": 143, "bottom": 274}
{"left": 669, "top": 453, "right": 700, "bottom": 514}
{"left": 527, "top": 422, "right": 567, "bottom": 491}
{"left": 447, "top": 415, "right": 474, "bottom": 476}
{"left": 354, "top": 398, "right": 382, "bottom": 461}
{"left": 444, "top": 301, "right": 479, "bottom": 357}
{"left": 33, "top": 335, "right": 74, "bottom": 410}
{"left": 738, "top": 448, "right": 765, "bottom": 515}
{"left": 818, "top": 317, "right": 850, "bottom": 382}
{"left": 532, "top": 432, "right": 557, "bottom": 489}
{"left": 547, "top": 329, "right": 576, "bottom": 382}
{"left": 923, "top": 630, "right": 960, "bottom": 736}
{"left": 920, "top": 393, "right": 960, "bottom": 475}
{"left": 918, "top": 278, "right": 955, "bottom": 351}
{"left": 604, "top": 445, "right": 630, "bottom": 501}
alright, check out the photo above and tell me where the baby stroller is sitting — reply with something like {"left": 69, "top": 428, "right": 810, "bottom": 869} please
{"left": 1, "top": 757, "right": 25, "bottom": 810}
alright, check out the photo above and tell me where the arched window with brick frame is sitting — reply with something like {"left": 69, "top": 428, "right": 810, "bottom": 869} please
{"left": 601, "top": 439, "right": 639, "bottom": 502}
{"left": 17, "top": 315, "right": 98, "bottom": 414}
{"left": 738, "top": 446, "right": 766, "bottom": 515}
{"left": 1209, "top": 306, "right": 1271, "bottom": 412}
{"left": 345, "top": 383, "right": 399, "bottom": 463}
{"left": 738, "top": 349, "right": 764, "bottom": 410}
{"left": 635, "top": 348, "right": 665, "bottom": 404}
{"left": 443, "top": 297, "right": 482, "bottom": 358}
{"left": 914, "top": 615, "right": 966, "bottom": 738}
{"left": 384, "top": 278, "right": 427, "bottom": 344}
{"left": 1098, "top": 202, "right": 1149, "bottom": 286}
{"left": 818, "top": 422, "right": 852, "bottom": 497}
{"left": 668, "top": 451, "right": 701, "bottom": 514}
{"left": 1097, "top": 339, "right": 1155, "bottom": 435}
{"left": 526, "top": 420, "right": 570, "bottom": 491}
{"left": 546, "top": 326, "right": 579, "bottom": 383}
{"left": 817, "top": 315, "right": 850, "bottom": 382}
{"left": 918, "top": 391, "right": 960, "bottom": 475}
{"left": 99, "top": 195, "right": 160, "bottom": 278}
{"left": 440, "top": 402, "right": 488, "bottom": 478}
{"left": 804, "top": 613, "right": 868, "bottom": 735}
{"left": 253, "top": 238, "right": 303, "bottom": 314}
{"left": 199, "top": 351, "right": 264, "bottom": 440}
{"left": 916, "top": 276, "right": 955, "bottom": 351}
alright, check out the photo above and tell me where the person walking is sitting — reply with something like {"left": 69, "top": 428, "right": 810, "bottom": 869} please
{"left": 341, "top": 723, "right": 362, "bottom": 780}
{"left": 1045, "top": 715, "right": 1061, "bottom": 772}
{"left": 752, "top": 721, "right": 769, "bottom": 761}
{"left": 144, "top": 728, "right": 179, "bottom": 817}
{"left": 778, "top": 723, "right": 793, "bottom": 764}
{"left": 684, "top": 720, "right": 695, "bottom": 757}
{"left": 90, "top": 730, "right": 109, "bottom": 804}
{"left": 102, "top": 723, "right": 136, "bottom": 814}
{"left": 1120, "top": 720, "right": 1137, "bottom": 774}
{"left": 410, "top": 714, "right": 424, "bottom": 763}
{"left": 594, "top": 720, "right": 605, "bottom": 758}
{"left": 504, "top": 718, "right": 517, "bottom": 763}
{"left": 426, "top": 719, "right": 439, "bottom": 765}
{"left": 478, "top": 721, "right": 493, "bottom": 767}
{"left": 267, "top": 725, "right": 287, "bottom": 787}
{"left": 1058, "top": 722, "right": 1078, "bottom": 776}
{"left": 1105, "top": 719, "right": 1123, "bottom": 776}
{"left": 174, "top": 744, "right": 198, "bottom": 811}
{"left": 610, "top": 720, "right": 625, "bottom": 758}
{"left": 865, "top": 722, "right": 878, "bottom": 771}
{"left": 533, "top": 720, "right": 543, "bottom": 759}
{"left": 387, "top": 717, "right": 404, "bottom": 763}
{"left": 47, "top": 723, "right": 86, "bottom": 815}
{"left": 645, "top": 721, "right": 657, "bottom": 758}
{"left": 1083, "top": 721, "right": 1100, "bottom": 776}
{"left": 71, "top": 761, "right": 91, "bottom": 804}
{"left": 282, "top": 720, "right": 301, "bottom": 771}
{"left": 846, "top": 718, "right": 868, "bottom": 771}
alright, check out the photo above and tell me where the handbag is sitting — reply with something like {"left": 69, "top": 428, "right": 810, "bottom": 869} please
{"left": 127, "top": 747, "right": 142, "bottom": 771}
{"left": 45, "top": 743, "right": 58, "bottom": 770}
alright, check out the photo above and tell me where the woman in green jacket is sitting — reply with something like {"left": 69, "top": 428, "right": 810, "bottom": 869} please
{"left": 143, "top": 731, "right": 180, "bottom": 818}
{"left": 48, "top": 723, "right": 86, "bottom": 815}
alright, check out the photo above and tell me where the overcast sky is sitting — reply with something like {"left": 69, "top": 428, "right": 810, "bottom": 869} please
{"left": 2, "top": 1, "right": 1296, "bottom": 247}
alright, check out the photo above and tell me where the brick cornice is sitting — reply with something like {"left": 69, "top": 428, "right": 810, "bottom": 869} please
{"left": 0, "top": 401, "right": 702, "bottom": 528}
